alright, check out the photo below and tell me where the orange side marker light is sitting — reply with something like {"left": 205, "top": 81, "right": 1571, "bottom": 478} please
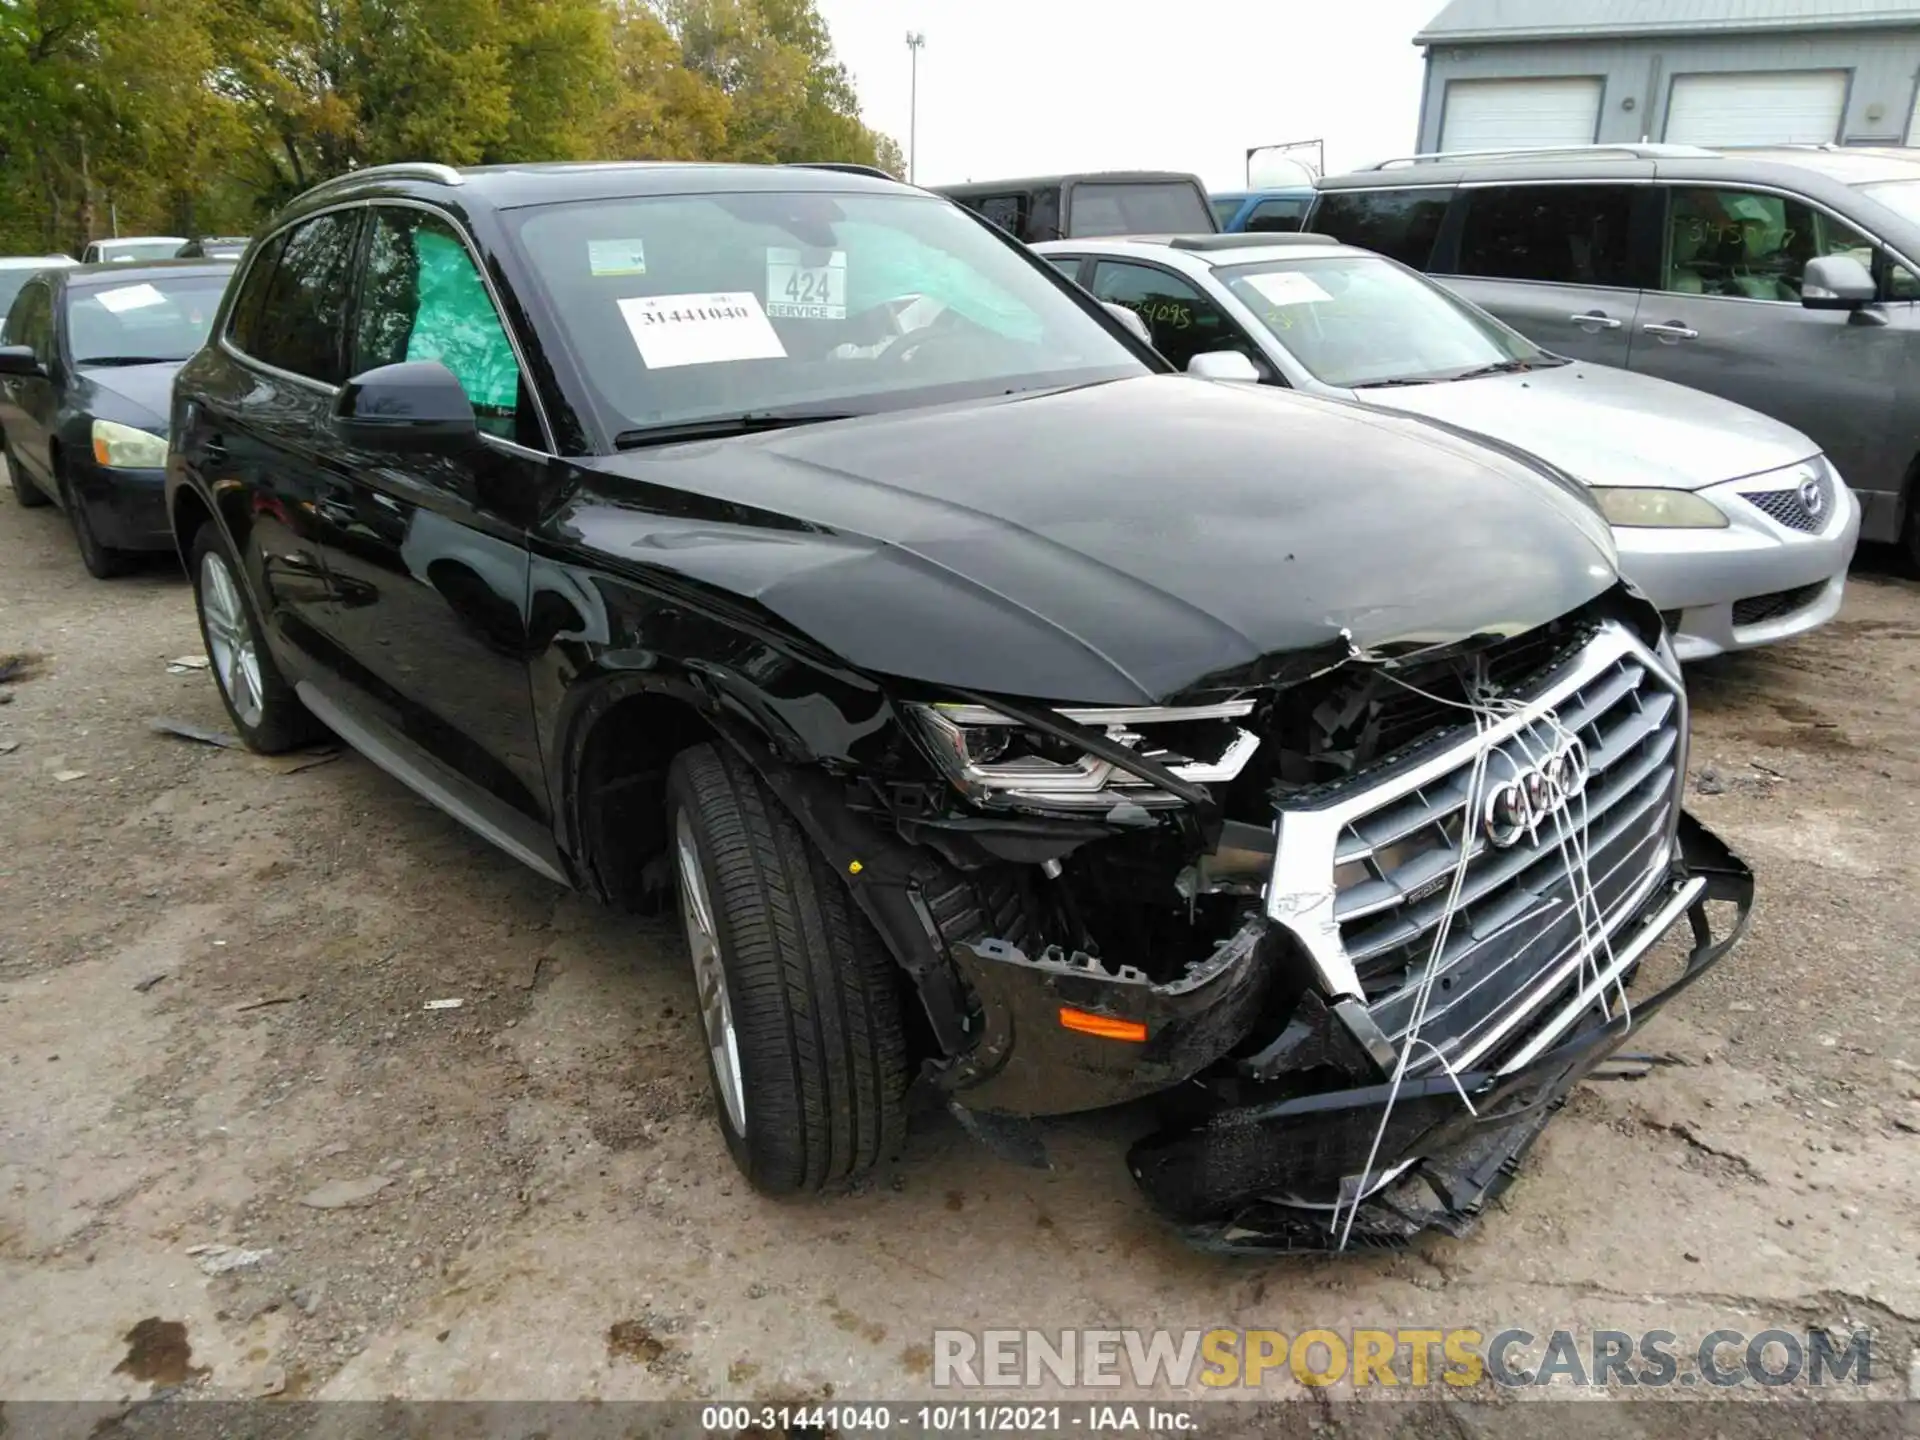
{"left": 1058, "top": 1007, "right": 1147, "bottom": 1043}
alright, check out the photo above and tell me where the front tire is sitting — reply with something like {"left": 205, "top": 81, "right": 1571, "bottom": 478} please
{"left": 189, "top": 524, "right": 320, "bottom": 752}
{"left": 666, "top": 743, "right": 908, "bottom": 1193}
{"left": 63, "top": 468, "right": 132, "bottom": 579}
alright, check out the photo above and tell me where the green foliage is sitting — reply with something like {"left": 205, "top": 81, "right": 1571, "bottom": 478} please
{"left": 0, "top": 0, "right": 900, "bottom": 255}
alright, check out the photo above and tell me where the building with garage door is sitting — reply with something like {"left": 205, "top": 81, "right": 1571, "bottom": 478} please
{"left": 1414, "top": 0, "right": 1920, "bottom": 153}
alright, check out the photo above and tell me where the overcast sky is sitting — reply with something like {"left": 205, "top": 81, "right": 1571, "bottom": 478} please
{"left": 814, "top": 0, "right": 1440, "bottom": 190}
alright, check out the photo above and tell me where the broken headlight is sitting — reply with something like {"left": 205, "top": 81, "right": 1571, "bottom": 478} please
{"left": 904, "top": 700, "right": 1260, "bottom": 811}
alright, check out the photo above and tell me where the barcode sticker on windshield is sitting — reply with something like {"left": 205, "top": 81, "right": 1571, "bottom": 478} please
{"left": 95, "top": 283, "right": 168, "bottom": 314}
{"left": 1245, "top": 271, "right": 1330, "bottom": 307}
{"left": 765, "top": 248, "right": 847, "bottom": 318}
{"left": 619, "top": 292, "right": 787, "bottom": 369}
{"left": 588, "top": 239, "right": 647, "bottom": 277}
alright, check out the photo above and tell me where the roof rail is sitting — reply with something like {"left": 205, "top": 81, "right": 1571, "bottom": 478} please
{"left": 1168, "top": 232, "right": 1338, "bottom": 250}
{"left": 304, "top": 161, "right": 466, "bottom": 194}
{"left": 786, "top": 162, "right": 899, "bottom": 181}
{"left": 1359, "top": 142, "right": 1717, "bottom": 170}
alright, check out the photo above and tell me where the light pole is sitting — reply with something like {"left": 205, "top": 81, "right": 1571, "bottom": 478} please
{"left": 905, "top": 32, "right": 925, "bottom": 183}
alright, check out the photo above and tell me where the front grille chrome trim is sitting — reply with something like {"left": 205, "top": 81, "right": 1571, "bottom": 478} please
{"left": 1265, "top": 622, "right": 1682, "bottom": 1018}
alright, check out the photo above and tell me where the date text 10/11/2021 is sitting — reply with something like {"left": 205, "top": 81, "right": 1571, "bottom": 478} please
{"left": 699, "top": 1404, "right": 1198, "bottom": 1433}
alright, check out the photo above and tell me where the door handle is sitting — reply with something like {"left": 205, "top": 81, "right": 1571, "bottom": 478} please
{"left": 1642, "top": 321, "right": 1699, "bottom": 341}
{"left": 1570, "top": 311, "right": 1623, "bottom": 330}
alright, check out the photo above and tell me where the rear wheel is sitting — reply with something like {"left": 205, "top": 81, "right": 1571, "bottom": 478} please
{"left": 189, "top": 523, "right": 320, "bottom": 752}
{"left": 665, "top": 743, "right": 908, "bottom": 1192}
{"left": 4, "top": 430, "right": 49, "bottom": 508}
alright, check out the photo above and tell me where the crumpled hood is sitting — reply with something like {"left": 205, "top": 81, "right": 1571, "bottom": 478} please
{"left": 1357, "top": 361, "right": 1820, "bottom": 492}
{"left": 564, "top": 376, "right": 1621, "bottom": 705}
{"left": 76, "top": 361, "right": 178, "bottom": 431}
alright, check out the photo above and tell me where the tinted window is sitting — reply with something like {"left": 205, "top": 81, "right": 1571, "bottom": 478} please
{"left": 974, "top": 194, "right": 1029, "bottom": 236}
{"left": 0, "top": 270, "right": 48, "bottom": 324}
{"left": 1245, "top": 198, "right": 1308, "bottom": 233}
{"left": 1456, "top": 184, "right": 1635, "bottom": 287}
{"left": 354, "top": 208, "right": 525, "bottom": 440}
{"left": 1068, "top": 182, "right": 1213, "bottom": 238}
{"left": 5, "top": 282, "right": 53, "bottom": 360}
{"left": 66, "top": 275, "right": 229, "bottom": 365}
{"left": 249, "top": 212, "right": 361, "bottom": 382}
{"left": 1661, "top": 187, "right": 1873, "bottom": 302}
{"left": 227, "top": 232, "right": 287, "bottom": 356}
{"left": 504, "top": 190, "right": 1141, "bottom": 444}
{"left": 1211, "top": 198, "right": 1243, "bottom": 229}
{"left": 1042, "top": 256, "right": 1083, "bottom": 280}
{"left": 1309, "top": 189, "right": 1450, "bottom": 267}
{"left": 1088, "top": 261, "right": 1246, "bottom": 371}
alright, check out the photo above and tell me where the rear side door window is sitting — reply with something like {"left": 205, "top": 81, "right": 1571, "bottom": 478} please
{"left": 1088, "top": 261, "right": 1245, "bottom": 370}
{"left": 974, "top": 195, "right": 1029, "bottom": 238}
{"left": 1308, "top": 189, "right": 1450, "bottom": 268}
{"left": 352, "top": 207, "right": 529, "bottom": 443}
{"left": 1658, "top": 187, "right": 1872, "bottom": 302}
{"left": 248, "top": 212, "right": 363, "bottom": 383}
{"left": 1455, "top": 184, "right": 1636, "bottom": 288}
{"left": 1245, "top": 198, "right": 1308, "bottom": 233}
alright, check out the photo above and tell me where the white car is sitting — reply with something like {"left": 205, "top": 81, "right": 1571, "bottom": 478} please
{"left": 0, "top": 254, "right": 78, "bottom": 323}
{"left": 1036, "top": 233, "right": 1861, "bottom": 661}
{"left": 80, "top": 237, "right": 189, "bottom": 264}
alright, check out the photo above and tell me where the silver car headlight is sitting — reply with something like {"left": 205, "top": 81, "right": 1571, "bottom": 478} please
{"left": 904, "top": 700, "right": 1260, "bottom": 811}
{"left": 1594, "top": 487, "right": 1730, "bottom": 529}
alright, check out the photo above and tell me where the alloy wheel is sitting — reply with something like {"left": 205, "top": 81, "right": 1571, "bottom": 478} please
{"left": 676, "top": 809, "right": 747, "bottom": 1135}
{"left": 198, "top": 550, "right": 266, "bottom": 729}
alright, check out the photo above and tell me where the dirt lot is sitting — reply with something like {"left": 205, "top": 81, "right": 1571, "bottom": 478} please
{"left": 1, "top": 467, "right": 1917, "bottom": 1419}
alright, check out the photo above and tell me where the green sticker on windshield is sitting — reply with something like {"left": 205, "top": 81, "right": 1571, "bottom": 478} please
{"left": 589, "top": 239, "right": 648, "bottom": 277}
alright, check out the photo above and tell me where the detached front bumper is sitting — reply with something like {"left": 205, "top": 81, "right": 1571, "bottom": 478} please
{"left": 1127, "top": 814, "right": 1753, "bottom": 1252}
{"left": 942, "top": 812, "right": 1751, "bottom": 1252}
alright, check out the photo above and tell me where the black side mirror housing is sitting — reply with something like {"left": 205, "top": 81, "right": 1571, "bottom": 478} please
{"left": 0, "top": 345, "right": 46, "bottom": 379}
{"left": 335, "top": 361, "right": 479, "bottom": 453}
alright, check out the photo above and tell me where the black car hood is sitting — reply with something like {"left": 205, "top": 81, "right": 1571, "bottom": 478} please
{"left": 76, "top": 362, "right": 178, "bottom": 430}
{"left": 564, "top": 376, "right": 1620, "bottom": 705}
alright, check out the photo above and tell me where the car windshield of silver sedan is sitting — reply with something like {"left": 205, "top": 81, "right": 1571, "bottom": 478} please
{"left": 1218, "top": 254, "right": 1564, "bottom": 389}
{"left": 67, "top": 275, "right": 229, "bottom": 366}
{"left": 503, "top": 190, "right": 1146, "bottom": 448}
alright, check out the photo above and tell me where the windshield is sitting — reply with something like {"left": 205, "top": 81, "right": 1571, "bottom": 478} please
{"left": 1218, "top": 254, "right": 1546, "bottom": 387}
{"left": 1210, "top": 197, "right": 1243, "bottom": 229}
{"left": 1858, "top": 178, "right": 1920, "bottom": 228}
{"left": 67, "top": 275, "right": 229, "bottom": 364}
{"left": 503, "top": 190, "right": 1144, "bottom": 447}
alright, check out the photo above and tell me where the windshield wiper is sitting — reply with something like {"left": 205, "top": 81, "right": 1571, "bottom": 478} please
{"left": 76, "top": 355, "right": 183, "bottom": 367}
{"left": 1445, "top": 357, "right": 1567, "bottom": 382}
{"left": 612, "top": 410, "right": 860, "bottom": 450}
{"left": 1351, "top": 377, "right": 1439, "bottom": 389}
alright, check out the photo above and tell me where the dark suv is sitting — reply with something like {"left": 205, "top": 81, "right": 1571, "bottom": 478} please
{"left": 168, "top": 161, "right": 1750, "bottom": 1252}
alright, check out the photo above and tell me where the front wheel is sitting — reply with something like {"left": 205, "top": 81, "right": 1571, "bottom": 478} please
{"left": 63, "top": 469, "right": 132, "bottom": 579}
{"left": 666, "top": 743, "right": 908, "bottom": 1193}
{"left": 189, "top": 524, "right": 321, "bottom": 752}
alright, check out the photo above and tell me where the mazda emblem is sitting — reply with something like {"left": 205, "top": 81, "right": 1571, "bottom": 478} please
{"left": 1483, "top": 737, "right": 1590, "bottom": 849}
{"left": 1797, "top": 474, "right": 1826, "bottom": 519}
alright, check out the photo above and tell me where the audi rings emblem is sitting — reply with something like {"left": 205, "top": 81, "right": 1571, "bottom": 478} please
{"left": 1797, "top": 474, "right": 1826, "bottom": 519}
{"left": 1483, "top": 738, "right": 1591, "bottom": 849}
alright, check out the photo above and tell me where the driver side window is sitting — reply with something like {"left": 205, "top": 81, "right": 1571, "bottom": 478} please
{"left": 1088, "top": 261, "right": 1243, "bottom": 371}
{"left": 1661, "top": 188, "right": 1873, "bottom": 302}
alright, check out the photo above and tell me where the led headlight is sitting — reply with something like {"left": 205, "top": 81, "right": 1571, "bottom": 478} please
{"left": 1593, "top": 487, "right": 1729, "bottom": 529}
{"left": 91, "top": 419, "right": 168, "bottom": 469}
{"left": 905, "top": 700, "right": 1260, "bottom": 811}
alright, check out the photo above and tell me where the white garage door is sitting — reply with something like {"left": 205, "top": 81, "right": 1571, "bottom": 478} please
{"left": 1440, "top": 78, "right": 1604, "bottom": 153}
{"left": 1665, "top": 71, "right": 1847, "bottom": 146}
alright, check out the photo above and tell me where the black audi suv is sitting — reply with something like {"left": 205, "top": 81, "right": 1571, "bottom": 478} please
{"left": 166, "top": 161, "right": 1751, "bottom": 1251}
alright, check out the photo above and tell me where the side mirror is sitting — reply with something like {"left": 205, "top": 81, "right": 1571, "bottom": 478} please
{"left": 1802, "top": 254, "right": 1876, "bottom": 310}
{"left": 1187, "top": 349, "right": 1263, "bottom": 383}
{"left": 0, "top": 345, "right": 45, "bottom": 379}
{"left": 335, "top": 361, "right": 479, "bottom": 453}
{"left": 1101, "top": 302, "right": 1153, "bottom": 346}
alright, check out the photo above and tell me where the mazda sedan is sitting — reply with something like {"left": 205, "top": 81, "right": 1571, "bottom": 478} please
{"left": 1038, "top": 234, "right": 1861, "bottom": 661}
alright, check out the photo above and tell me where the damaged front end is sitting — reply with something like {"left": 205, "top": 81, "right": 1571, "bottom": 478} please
{"left": 742, "top": 590, "right": 1752, "bottom": 1252}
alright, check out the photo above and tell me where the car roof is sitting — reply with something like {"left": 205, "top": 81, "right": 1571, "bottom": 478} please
{"left": 936, "top": 171, "right": 1206, "bottom": 194}
{"left": 1318, "top": 143, "right": 1920, "bottom": 194}
{"left": 0, "top": 255, "right": 77, "bottom": 270}
{"left": 1033, "top": 233, "right": 1357, "bottom": 267}
{"left": 279, "top": 160, "right": 917, "bottom": 220}
{"left": 90, "top": 235, "right": 190, "bottom": 245}
{"left": 62, "top": 260, "right": 236, "bottom": 287}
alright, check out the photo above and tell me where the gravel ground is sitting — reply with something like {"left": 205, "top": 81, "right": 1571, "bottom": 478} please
{"left": 1, "top": 465, "right": 1916, "bottom": 1425}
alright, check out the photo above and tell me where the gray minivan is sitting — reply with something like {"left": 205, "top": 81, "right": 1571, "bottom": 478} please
{"left": 1309, "top": 143, "right": 1920, "bottom": 565}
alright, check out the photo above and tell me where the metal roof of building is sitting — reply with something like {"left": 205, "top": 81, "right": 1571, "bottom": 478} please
{"left": 1416, "top": 0, "right": 1920, "bottom": 45}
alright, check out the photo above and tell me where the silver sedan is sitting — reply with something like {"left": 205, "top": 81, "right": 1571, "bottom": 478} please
{"left": 1036, "top": 234, "right": 1861, "bottom": 661}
